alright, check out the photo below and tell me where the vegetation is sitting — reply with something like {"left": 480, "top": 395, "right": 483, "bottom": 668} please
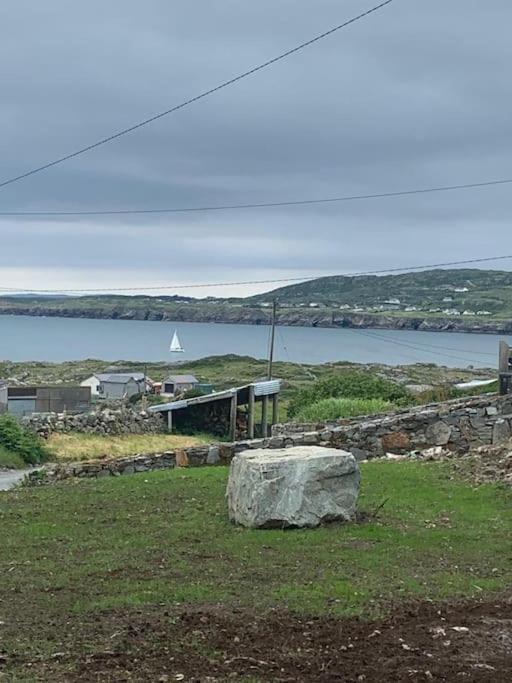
{"left": 288, "top": 370, "right": 412, "bottom": 418}
{"left": 47, "top": 432, "right": 210, "bottom": 462}
{"left": 295, "top": 397, "right": 395, "bottom": 422}
{"left": 0, "top": 414, "right": 49, "bottom": 465}
{"left": 3, "top": 269, "right": 512, "bottom": 320}
{"left": 251, "top": 267, "right": 512, "bottom": 314}
{"left": 0, "top": 444, "right": 25, "bottom": 469}
{"left": 0, "top": 462, "right": 510, "bottom": 679}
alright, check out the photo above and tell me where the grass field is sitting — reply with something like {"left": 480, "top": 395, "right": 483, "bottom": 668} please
{"left": 0, "top": 461, "right": 510, "bottom": 679}
{"left": 47, "top": 432, "right": 209, "bottom": 462}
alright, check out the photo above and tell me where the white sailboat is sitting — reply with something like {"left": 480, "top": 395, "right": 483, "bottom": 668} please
{"left": 170, "top": 329, "right": 184, "bottom": 353}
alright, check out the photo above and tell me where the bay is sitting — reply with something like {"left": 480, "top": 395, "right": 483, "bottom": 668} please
{"left": 0, "top": 314, "right": 505, "bottom": 368}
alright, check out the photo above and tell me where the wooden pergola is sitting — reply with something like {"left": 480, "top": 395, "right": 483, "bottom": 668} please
{"left": 149, "top": 379, "right": 281, "bottom": 440}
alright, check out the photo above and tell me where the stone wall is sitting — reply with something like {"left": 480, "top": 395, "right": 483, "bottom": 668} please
{"left": 274, "top": 394, "right": 512, "bottom": 460}
{"left": 22, "top": 407, "right": 166, "bottom": 437}
{"left": 26, "top": 394, "right": 512, "bottom": 486}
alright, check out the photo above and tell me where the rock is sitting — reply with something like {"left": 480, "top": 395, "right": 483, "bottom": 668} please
{"left": 492, "top": 419, "right": 510, "bottom": 445}
{"left": 226, "top": 446, "right": 360, "bottom": 529}
{"left": 206, "top": 446, "right": 220, "bottom": 465}
{"left": 380, "top": 431, "right": 411, "bottom": 453}
{"left": 425, "top": 421, "right": 452, "bottom": 446}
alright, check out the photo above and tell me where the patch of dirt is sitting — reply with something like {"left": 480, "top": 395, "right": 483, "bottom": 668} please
{"left": 409, "top": 442, "right": 512, "bottom": 486}
{"left": 2, "top": 598, "right": 511, "bottom": 681}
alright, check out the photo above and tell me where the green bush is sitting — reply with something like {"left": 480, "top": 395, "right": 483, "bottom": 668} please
{"left": 0, "top": 414, "right": 49, "bottom": 465}
{"left": 288, "top": 371, "right": 412, "bottom": 419}
{"left": 295, "top": 397, "right": 395, "bottom": 422}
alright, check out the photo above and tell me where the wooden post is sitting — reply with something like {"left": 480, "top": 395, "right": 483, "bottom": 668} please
{"left": 267, "top": 299, "right": 277, "bottom": 380}
{"left": 248, "top": 385, "right": 255, "bottom": 439}
{"left": 499, "top": 341, "right": 510, "bottom": 395}
{"left": 167, "top": 410, "right": 173, "bottom": 433}
{"left": 499, "top": 341, "right": 509, "bottom": 372}
{"left": 230, "top": 392, "right": 238, "bottom": 441}
{"left": 272, "top": 393, "right": 279, "bottom": 427}
{"left": 261, "top": 394, "right": 269, "bottom": 438}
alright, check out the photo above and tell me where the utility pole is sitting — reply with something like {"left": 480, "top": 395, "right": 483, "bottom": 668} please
{"left": 267, "top": 299, "right": 277, "bottom": 380}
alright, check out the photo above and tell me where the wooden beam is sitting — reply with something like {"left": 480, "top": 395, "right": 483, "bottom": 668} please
{"left": 272, "top": 393, "right": 279, "bottom": 427}
{"left": 167, "top": 410, "right": 173, "bottom": 433}
{"left": 499, "top": 341, "right": 509, "bottom": 373}
{"left": 230, "top": 393, "right": 238, "bottom": 441}
{"left": 261, "top": 395, "right": 269, "bottom": 438}
{"left": 247, "top": 385, "right": 255, "bottom": 439}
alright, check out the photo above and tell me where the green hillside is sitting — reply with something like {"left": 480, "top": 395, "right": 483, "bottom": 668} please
{"left": 253, "top": 268, "right": 512, "bottom": 315}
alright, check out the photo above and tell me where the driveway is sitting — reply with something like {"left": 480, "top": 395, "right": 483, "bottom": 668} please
{"left": 0, "top": 469, "right": 34, "bottom": 491}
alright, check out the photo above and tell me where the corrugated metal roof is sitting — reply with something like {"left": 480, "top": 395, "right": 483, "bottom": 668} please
{"left": 97, "top": 373, "right": 146, "bottom": 384}
{"left": 253, "top": 379, "right": 281, "bottom": 396}
{"left": 163, "top": 375, "right": 199, "bottom": 384}
{"left": 149, "top": 381, "right": 281, "bottom": 414}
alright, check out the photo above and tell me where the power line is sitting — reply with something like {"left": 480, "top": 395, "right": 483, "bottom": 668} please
{"left": 2, "top": 176, "right": 511, "bottom": 217}
{"left": 0, "top": 254, "right": 511, "bottom": 294}
{"left": 0, "top": 0, "right": 395, "bottom": 191}
{"left": 351, "top": 328, "right": 492, "bottom": 366}
{"left": 379, "top": 335, "right": 496, "bottom": 357}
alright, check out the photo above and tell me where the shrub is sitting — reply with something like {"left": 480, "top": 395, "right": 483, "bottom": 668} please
{"left": 288, "top": 371, "right": 411, "bottom": 418}
{"left": 0, "top": 414, "right": 49, "bottom": 465}
{"left": 295, "top": 397, "right": 395, "bottom": 422}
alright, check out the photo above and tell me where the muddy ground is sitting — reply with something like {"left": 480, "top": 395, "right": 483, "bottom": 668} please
{"left": 2, "top": 597, "right": 511, "bottom": 682}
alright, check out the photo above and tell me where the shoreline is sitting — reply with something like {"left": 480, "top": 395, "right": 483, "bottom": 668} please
{"left": 0, "top": 306, "right": 511, "bottom": 335}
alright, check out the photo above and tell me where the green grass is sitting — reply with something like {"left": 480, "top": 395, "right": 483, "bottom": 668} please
{"left": 1, "top": 462, "right": 510, "bottom": 621}
{"left": 0, "top": 444, "right": 25, "bottom": 469}
{"left": 295, "top": 397, "right": 395, "bottom": 422}
{"left": 47, "top": 431, "right": 210, "bottom": 462}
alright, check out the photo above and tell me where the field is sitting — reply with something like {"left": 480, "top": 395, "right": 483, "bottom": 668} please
{"left": 46, "top": 432, "right": 209, "bottom": 462}
{"left": 0, "top": 460, "right": 511, "bottom": 680}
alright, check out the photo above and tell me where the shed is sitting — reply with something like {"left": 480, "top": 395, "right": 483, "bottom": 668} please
{"left": 161, "top": 374, "right": 199, "bottom": 397}
{"left": 96, "top": 373, "right": 147, "bottom": 400}
{"left": 149, "top": 379, "right": 281, "bottom": 441}
{"left": 0, "top": 385, "right": 91, "bottom": 417}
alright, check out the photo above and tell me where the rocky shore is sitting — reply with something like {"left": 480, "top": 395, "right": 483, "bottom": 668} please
{"left": 1, "top": 301, "right": 511, "bottom": 334}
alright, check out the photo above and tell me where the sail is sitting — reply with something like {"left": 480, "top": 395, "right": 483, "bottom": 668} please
{"left": 170, "top": 330, "right": 184, "bottom": 353}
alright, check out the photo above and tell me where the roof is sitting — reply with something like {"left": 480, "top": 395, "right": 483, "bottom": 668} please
{"left": 96, "top": 373, "right": 146, "bottom": 385}
{"left": 150, "top": 380, "right": 281, "bottom": 413}
{"left": 163, "top": 375, "right": 199, "bottom": 384}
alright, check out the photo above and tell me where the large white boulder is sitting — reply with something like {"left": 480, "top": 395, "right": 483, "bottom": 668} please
{"left": 226, "top": 446, "right": 360, "bottom": 528}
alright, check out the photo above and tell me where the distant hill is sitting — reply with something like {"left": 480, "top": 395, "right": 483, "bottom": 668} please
{"left": 2, "top": 268, "right": 512, "bottom": 334}
{"left": 251, "top": 269, "right": 512, "bottom": 315}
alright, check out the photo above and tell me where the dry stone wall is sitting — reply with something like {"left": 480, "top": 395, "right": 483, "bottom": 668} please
{"left": 26, "top": 394, "right": 512, "bottom": 485}
{"left": 22, "top": 407, "right": 166, "bottom": 437}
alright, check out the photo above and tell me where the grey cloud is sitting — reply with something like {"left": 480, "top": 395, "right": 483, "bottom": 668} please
{"left": 0, "top": 0, "right": 511, "bottom": 292}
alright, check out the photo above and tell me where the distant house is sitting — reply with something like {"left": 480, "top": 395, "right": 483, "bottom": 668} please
{"left": 442, "top": 297, "right": 454, "bottom": 303}
{"left": 476, "top": 310, "right": 492, "bottom": 316}
{"left": 454, "top": 287, "right": 469, "bottom": 293}
{"left": 161, "top": 374, "right": 199, "bottom": 397}
{"left": 339, "top": 304, "right": 351, "bottom": 310}
{"left": 384, "top": 298, "right": 401, "bottom": 305}
{"left": 81, "top": 372, "right": 153, "bottom": 399}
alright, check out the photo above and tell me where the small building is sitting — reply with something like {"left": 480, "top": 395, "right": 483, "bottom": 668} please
{"left": 0, "top": 384, "right": 91, "bottom": 417}
{"left": 161, "top": 374, "right": 200, "bottom": 397}
{"left": 96, "top": 373, "right": 148, "bottom": 400}
{"left": 81, "top": 372, "right": 152, "bottom": 399}
{"left": 150, "top": 380, "right": 281, "bottom": 441}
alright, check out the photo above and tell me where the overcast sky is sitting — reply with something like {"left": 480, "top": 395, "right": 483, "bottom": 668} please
{"left": 0, "top": 0, "right": 511, "bottom": 297}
